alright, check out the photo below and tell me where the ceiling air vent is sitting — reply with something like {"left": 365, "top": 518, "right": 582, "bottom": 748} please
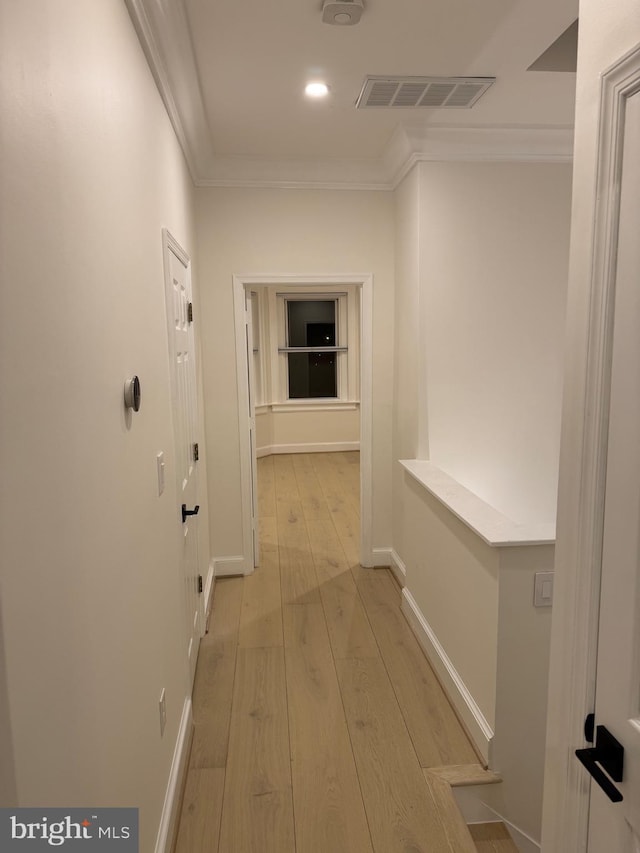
{"left": 356, "top": 76, "right": 495, "bottom": 109}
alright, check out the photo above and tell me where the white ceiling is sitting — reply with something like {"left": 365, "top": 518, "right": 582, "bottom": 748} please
{"left": 127, "top": 0, "right": 578, "bottom": 187}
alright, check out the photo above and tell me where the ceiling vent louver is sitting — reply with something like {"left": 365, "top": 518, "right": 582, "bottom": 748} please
{"left": 356, "top": 76, "right": 495, "bottom": 109}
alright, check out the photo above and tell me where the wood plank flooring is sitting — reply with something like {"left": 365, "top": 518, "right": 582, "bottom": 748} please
{"left": 175, "top": 451, "right": 482, "bottom": 853}
{"left": 468, "top": 822, "right": 519, "bottom": 852}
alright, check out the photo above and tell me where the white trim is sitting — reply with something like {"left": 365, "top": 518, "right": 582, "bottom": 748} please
{"left": 371, "top": 547, "right": 393, "bottom": 567}
{"left": 213, "top": 555, "right": 249, "bottom": 577}
{"left": 390, "top": 549, "right": 407, "bottom": 586}
{"left": 456, "top": 790, "right": 540, "bottom": 853}
{"left": 232, "top": 278, "right": 255, "bottom": 577}
{"left": 359, "top": 276, "right": 374, "bottom": 567}
{"left": 399, "top": 460, "right": 555, "bottom": 547}
{"left": 197, "top": 126, "right": 574, "bottom": 190}
{"left": 543, "top": 44, "right": 640, "bottom": 853}
{"left": 154, "top": 698, "right": 193, "bottom": 853}
{"left": 203, "top": 561, "right": 215, "bottom": 618}
{"left": 370, "top": 548, "right": 406, "bottom": 587}
{"left": 401, "top": 588, "right": 494, "bottom": 763}
{"left": 269, "top": 402, "right": 359, "bottom": 413}
{"left": 233, "top": 274, "right": 374, "bottom": 568}
{"left": 124, "top": 0, "right": 215, "bottom": 183}
{"left": 257, "top": 441, "right": 360, "bottom": 458}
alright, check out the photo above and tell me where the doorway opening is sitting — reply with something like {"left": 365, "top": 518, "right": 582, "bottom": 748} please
{"left": 233, "top": 275, "right": 374, "bottom": 574}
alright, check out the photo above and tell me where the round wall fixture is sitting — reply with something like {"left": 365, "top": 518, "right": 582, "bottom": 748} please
{"left": 124, "top": 376, "right": 142, "bottom": 412}
{"left": 322, "top": 0, "right": 364, "bottom": 25}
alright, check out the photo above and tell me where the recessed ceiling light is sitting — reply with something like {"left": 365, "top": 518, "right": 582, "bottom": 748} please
{"left": 305, "top": 82, "right": 329, "bottom": 98}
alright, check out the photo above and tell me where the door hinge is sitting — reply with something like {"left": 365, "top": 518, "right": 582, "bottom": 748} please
{"left": 197, "top": 575, "right": 203, "bottom": 594}
{"left": 187, "top": 302, "right": 193, "bottom": 323}
{"left": 193, "top": 442, "right": 199, "bottom": 462}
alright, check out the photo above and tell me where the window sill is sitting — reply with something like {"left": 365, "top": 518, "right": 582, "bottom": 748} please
{"left": 267, "top": 401, "right": 359, "bottom": 413}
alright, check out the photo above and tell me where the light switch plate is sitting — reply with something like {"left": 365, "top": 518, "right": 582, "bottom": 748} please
{"left": 159, "top": 688, "right": 166, "bottom": 736}
{"left": 534, "top": 571, "right": 554, "bottom": 607}
{"left": 156, "top": 452, "right": 165, "bottom": 496}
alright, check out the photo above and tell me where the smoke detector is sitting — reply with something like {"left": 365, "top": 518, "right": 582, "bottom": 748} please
{"left": 322, "top": 0, "right": 363, "bottom": 26}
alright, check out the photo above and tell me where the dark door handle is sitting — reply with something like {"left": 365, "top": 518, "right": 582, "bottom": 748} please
{"left": 575, "top": 724, "right": 624, "bottom": 803}
{"left": 181, "top": 504, "right": 200, "bottom": 523}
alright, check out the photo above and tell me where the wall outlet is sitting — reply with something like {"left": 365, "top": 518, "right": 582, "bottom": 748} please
{"left": 159, "top": 688, "right": 167, "bottom": 736}
{"left": 534, "top": 571, "right": 554, "bottom": 607}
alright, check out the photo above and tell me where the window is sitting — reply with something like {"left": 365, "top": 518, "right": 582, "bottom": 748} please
{"left": 284, "top": 299, "right": 340, "bottom": 398}
{"left": 276, "top": 291, "right": 354, "bottom": 403}
{"left": 247, "top": 285, "right": 359, "bottom": 409}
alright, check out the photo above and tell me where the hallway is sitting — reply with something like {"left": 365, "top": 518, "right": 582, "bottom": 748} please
{"left": 174, "top": 452, "right": 503, "bottom": 853}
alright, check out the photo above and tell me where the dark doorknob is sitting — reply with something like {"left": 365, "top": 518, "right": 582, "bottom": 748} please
{"left": 181, "top": 504, "right": 200, "bottom": 523}
{"left": 575, "top": 724, "right": 624, "bottom": 803}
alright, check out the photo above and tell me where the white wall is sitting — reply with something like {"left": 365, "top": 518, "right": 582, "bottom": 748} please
{"left": 392, "top": 159, "right": 571, "bottom": 844}
{"left": 393, "top": 160, "right": 572, "bottom": 550}
{"left": 256, "top": 407, "right": 360, "bottom": 454}
{"left": 0, "top": 4, "right": 208, "bottom": 850}
{"left": 400, "top": 476, "right": 500, "bottom": 729}
{"left": 196, "top": 187, "right": 395, "bottom": 563}
{"left": 400, "top": 482, "right": 554, "bottom": 842}
{"left": 485, "top": 545, "right": 554, "bottom": 844}
{"left": 419, "top": 161, "right": 572, "bottom": 525}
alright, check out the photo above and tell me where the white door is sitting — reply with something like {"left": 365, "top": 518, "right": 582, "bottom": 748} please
{"left": 245, "top": 290, "right": 260, "bottom": 567}
{"left": 586, "top": 89, "right": 640, "bottom": 852}
{"left": 164, "top": 233, "right": 202, "bottom": 688}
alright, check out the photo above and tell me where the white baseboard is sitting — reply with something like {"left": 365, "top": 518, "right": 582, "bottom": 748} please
{"left": 371, "top": 547, "right": 392, "bottom": 567}
{"left": 390, "top": 549, "right": 407, "bottom": 586}
{"left": 154, "top": 698, "right": 193, "bottom": 853}
{"left": 204, "top": 561, "right": 215, "bottom": 616}
{"left": 256, "top": 441, "right": 360, "bottom": 457}
{"left": 454, "top": 789, "right": 540, "bottom": 853}
{"left": 370, "top": 547, "right": 406, "bottom": 587}
{"left": 401, "top": 587, "right": 493, "bottom": 763}
{"left": 213, "top": 555, "right": 251, "bottom": 577}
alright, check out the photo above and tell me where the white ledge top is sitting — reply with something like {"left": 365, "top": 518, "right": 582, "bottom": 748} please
{"left": 399, "top": 459, "right": 556, "bottom": 548}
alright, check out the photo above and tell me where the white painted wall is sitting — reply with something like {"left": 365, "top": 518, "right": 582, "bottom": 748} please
{"left": 400, "top": 475, "right": 500, "bottom": 729}
{"left": 399, "top": 474, "right": 554, "bottom": 842}
{"left": 196, "top": 187, "right": 395, "bottom": 562}
{"left": 482, "top": 546, "right": 554, "bottom": 844}
{"left": 418, "top": 161, "right": 572, "bottom": 525}
{"left": 0, "top": 4, "right": 209, "bottom": 850}
{"left": 543, "top": 1, "right": 640, "bottom": 848}
{"left": 256, "top": 407, "right": 360, "bottom": 454}
{"left": 392, "top": 159, "right": 571, "bottom": 845}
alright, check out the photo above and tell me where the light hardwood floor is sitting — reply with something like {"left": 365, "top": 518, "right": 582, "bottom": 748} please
{"left": 175, "top": 451, "right": 500, "bottom": 853}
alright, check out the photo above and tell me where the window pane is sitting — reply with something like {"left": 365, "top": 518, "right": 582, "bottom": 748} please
{"left": 287, "top": 300, "right": 336, "bottom": 347}
{"left": 288, "top": 352, "right": 337, "bottom": 398}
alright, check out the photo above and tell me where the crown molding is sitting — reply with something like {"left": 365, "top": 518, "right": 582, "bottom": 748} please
{"left": 387, "top": 124, "right": 575, "bottom": 188}
{"left": 124, "top": 0, "right": 215, "bottom": 183}
{"left": 126, "top": 0, "right": 574, "bottom": 191}
{"left": 196, "top": 125, "right": 574, "bottom": 191}
{"left": 196, "top": 154, "right": 391, "bottom": 191}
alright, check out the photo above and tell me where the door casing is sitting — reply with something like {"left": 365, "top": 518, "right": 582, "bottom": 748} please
{"left": 542, "top": 44, "right": 640, "bottom": 852}
{"left": 232, "top": 274, "right": 374, "bottom": 575}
